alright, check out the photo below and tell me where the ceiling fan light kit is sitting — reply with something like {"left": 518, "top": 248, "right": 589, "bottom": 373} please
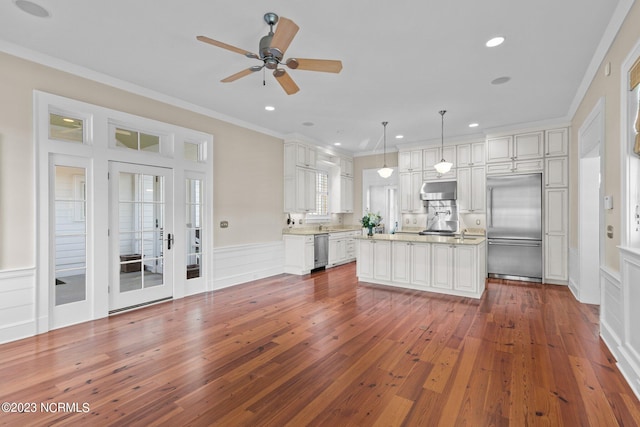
{"left": 434, "top": 110, "right": 453, "bottom": 174}
{"left": 196, "top": 12, "right": 342, "bottom": 95}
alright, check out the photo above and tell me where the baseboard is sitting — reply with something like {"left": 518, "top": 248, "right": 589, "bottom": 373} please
{"left": 212, "top": 241, "right": 284, "bottom": 290}
{"left": 568, "top": 247, "right": 579, "bottom": 299}
{"left": 0, "top": 268, "right": 37, "bottom": 344}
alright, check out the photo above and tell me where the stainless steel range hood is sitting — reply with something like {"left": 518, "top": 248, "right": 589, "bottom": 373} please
{"left": 420, "top": 180, "right": 457, "bottom": 201}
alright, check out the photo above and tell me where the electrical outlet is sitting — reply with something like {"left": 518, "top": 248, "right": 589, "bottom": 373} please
{"left": 220, "top": 221, "right": 229, "bottom": 228}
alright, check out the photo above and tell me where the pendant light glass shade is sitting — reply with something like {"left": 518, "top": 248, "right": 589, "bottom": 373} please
{"left": 378, "top": 121, "right": 393, "bottom": 178}
{"left": 434, "top": 110, "right": 452, "bottom": 174}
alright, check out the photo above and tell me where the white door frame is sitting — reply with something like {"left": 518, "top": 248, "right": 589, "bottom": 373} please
{"left": 35, "top": 91, "right": 213, "bottom": 333}
{"left": 577, "top": 97, "right": 605, "bottom": 304}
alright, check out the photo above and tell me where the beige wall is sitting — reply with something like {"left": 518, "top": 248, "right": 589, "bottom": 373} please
{"left": 569, "top": 0, "right": 640, "bottom": 271}
{"left": 0, "top": 51, "right": 284, "bottom": 270}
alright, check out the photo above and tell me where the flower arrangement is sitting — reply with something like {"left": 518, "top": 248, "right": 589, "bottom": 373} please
{"left": 361, "top": 211, "right": 382, "bottom": 236}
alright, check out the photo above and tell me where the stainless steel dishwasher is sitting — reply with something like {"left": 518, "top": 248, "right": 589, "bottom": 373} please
{"left": 314, "top": 233, "right": 328, "bottom": 269}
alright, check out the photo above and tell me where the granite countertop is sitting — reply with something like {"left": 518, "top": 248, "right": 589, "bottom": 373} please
{"left": 282, "top": 226, "right": 363, "bottom": 236}
{"left": 355, "top": 233, "right": 485, "bottom": 245}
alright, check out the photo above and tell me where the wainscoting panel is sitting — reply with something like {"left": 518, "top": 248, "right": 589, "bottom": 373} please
{"left": 618, "top": 247, "right": 640, "bottom": 400}
{"left": 213, "top": 241, "right": 284, "bottom": 290}
{"left": 0, "top": 268, "right": 36, "bottom": 344}
{"left": 600, "top": 266, "right": 623, "bottom": 356}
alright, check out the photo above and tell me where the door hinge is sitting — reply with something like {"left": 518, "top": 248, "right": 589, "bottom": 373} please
{"left": 107, "top": 172, "right": 110, "bottom": 180}
{"left": 107, "top": 229, "right": 110, "bottom": 237}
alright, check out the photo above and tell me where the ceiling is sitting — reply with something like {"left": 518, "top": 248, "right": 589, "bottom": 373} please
{"left": 0, "top": 0, "right": 625, "bottom": 154}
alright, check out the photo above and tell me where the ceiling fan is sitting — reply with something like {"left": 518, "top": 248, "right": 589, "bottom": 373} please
{"left": 196, "top": 12, "right": 343, "bottom": 95}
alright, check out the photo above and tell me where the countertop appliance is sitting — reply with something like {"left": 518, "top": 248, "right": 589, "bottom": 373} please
{"left": 419, "top": 181, "right": 459, "bottom": 235}
{"left": 486, "top": 173, "right": 542, "bottom": 282}
{"left": 314, "top": 233, "right": 328, "bottom": 269}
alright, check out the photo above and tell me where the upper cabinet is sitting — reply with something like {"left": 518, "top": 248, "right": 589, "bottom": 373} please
{"left": 423, "top": 146, "right": 457, "bottom": 181}
{"left": 545, "top": 128, "right": 569, "bottom": 157}
{"left": 339, "top": 157, "right": 354, "bottom": 177}
{"left": 296, "top": 143, "right": 317, "bottom": 168}
{"left": 456, "top": 142, "right": 485, "bottom": 166}
{"left": 399, "top": 150, "right": 423, "bottom": 172}
{"left": 487, "top": 132, "right": 544, "bottom": 164}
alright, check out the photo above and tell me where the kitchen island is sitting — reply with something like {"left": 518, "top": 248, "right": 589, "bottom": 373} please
{"left": 356, "top": 234, "right": 486, "bottom": 299}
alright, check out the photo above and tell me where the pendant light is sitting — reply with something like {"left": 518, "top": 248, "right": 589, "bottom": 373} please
{"left": 434, "top": 110, "right": 453, "bottom": 174}
{"left": 378, "top": 121, "right": 393, "bottom": 178}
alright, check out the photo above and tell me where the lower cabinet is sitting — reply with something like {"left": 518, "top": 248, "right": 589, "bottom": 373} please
{"left": 283, "top": 235, "right": 315, "bottom": 275}
{"left": 328, "top": 231, "right": 358, "bottom": 267}
{"left": 357, "top": 239, "right": 391, "bottom": 281}
{"left": 358, "top": 239, "right": 486, "bottom": 298}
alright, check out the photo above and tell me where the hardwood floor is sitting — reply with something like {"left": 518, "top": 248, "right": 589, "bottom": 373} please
{"left": 1, "top": 262, "right": 639, "bottom": 426}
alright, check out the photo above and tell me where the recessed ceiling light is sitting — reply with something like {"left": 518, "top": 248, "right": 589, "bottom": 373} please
{"left": 302, "top": 122, "right": 314, "bottom": 126}
{"left": 491, "top": 76, "right": 511, "bottom": 85}
{"left": 334, "top": 142, "right": 341, "bottom": 146}
{"left": 486, "top": 36, "right": 505, "bottom": 47}
{"left": 14, "top": 0, "right": 50, "bottom": 17}
{"left": 468, "top": 123, "right": 479, "bottom": 128}
{"left": 264, "top": 105, "right": 275, "bottom": 111}
{"left": 395, "top": 135, "right": 404, "bottom": 139}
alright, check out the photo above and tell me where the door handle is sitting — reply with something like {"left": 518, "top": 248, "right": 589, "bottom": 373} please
{"left": 488, "top": 241, "right": 541, "bottom": 247}
{"left": 487, "top": 187, "right": 493, "bottom": 227}
{"left": 166, "top": 233, "right": 174, "bottom": 250}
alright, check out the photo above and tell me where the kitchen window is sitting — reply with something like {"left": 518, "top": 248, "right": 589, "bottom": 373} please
{"left": 308, "top": 170, "right": 329, "bottom": 219}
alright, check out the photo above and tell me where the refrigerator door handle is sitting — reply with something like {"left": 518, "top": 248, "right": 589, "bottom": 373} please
{"left": 488, "top": 241, "right": 542, "bottom": 247}
{"left": 487, "top": 186, "right": 493, "bottom": 228}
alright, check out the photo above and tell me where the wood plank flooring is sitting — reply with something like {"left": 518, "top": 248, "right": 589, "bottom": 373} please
{"left": 1, "top": 262, "right": 639, "bottom": 426}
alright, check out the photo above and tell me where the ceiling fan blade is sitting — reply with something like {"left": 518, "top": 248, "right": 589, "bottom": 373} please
{"left": 221, "top": 68, "right": 257, "bottom": 83}
{"left": 269, "top": 17, "right": 299, "bottom": 55}
{"left": 196, "top": 35, "right": 258, "bottom": 58}
{"left": 274, "top": 70, "right": 300, "bottom": 95}
{"left": 288, "top": 58, "right": 343, "bottom": 73}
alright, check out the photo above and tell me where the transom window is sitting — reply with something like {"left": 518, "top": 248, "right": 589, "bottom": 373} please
{"left": 115, "top": 127, "right": 161, "bottom": 153}
{"left": 49, "top": 112, "right": 84, "bottom": 143}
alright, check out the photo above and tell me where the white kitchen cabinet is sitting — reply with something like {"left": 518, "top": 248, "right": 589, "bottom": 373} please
{"left": 345, "top": 232, "right": 357, "bottom": 261}
{"left": 296, "top": 167, "right": 317, "bottom": 212}
{"left": 423, "top": 146, "right": 456, "bottom": 169}
{"left": 545, "top": 128, "right": 569, "bottom": 157}
{"left": 340, "top": 176, "right": 354, "bottom": 213}
{"left": 399, "top": 150, "right": 423, "bottom": 172}
{"left": 284, "top": 235, "right": 315, "bottom": 275}
{"left": 545, "top": 188, "right": 568, "bottom": 282}
{"left": 453, "top": 245, "right": 477, "bottom": 293}
{"left": 486, "top": 159, "right": 544, "bottom": 175}
{"left": 487, "top": 132, "right": 543, "bottom": 164}
{"left": 432, "top": 244, "right": 454, "bottom": 290}
{"left": 400, "top": 171, "right": 425, "bottom": 213}
{"left": 423, "top": 168, "right": 457, "bottom": 181}
{"left": 329, "top": 235, "right": 347, "bottom": 266}
{"left": 410, "top": 242, "right": 431, "bottom": 287}
{"left": 456, "top": 166, "right": 485, "bottom": 213}
{"left": 392, "top": 241, "right": 411, "bottom": 283}
{"left": 284, "top": 142, "right": 318, "bottom": 213}
{"left": 456, "top": 142, "right": 485, "bottom": 166}
{"left": 340, "top": 157, "right": 354, "bottom": 177}
{"left": 296, "top": 143, "right": 317, "bottom": 168}
{"left": 513, "top": 132, "right": 544, "bottom": 160}
{"left": 357, "top": 239, "right": 391, "bottom": 281}
{"left": 545, "top": 157, "right": 568, "bottom": 188}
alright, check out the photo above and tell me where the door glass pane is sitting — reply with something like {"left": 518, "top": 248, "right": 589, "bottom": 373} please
{"left": 186, "top": 178, "right": 202, "bottom": 279}
{"left": 50, "top": 113, "right": 84, "bottom": 143}
{"left": 118, "top": 172, "right": 165, "bottom": 292}
{"left": 54, "top": 166, "right": 87, "bottom": 305}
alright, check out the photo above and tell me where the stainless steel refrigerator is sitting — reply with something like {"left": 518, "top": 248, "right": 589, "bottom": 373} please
{"left": 486, "top": 173, "right": 542, "bottom": 282}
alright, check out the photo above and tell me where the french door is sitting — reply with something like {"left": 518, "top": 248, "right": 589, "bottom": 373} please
{"left": 109, "top": 162, "right": 174, "bottom": 311}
